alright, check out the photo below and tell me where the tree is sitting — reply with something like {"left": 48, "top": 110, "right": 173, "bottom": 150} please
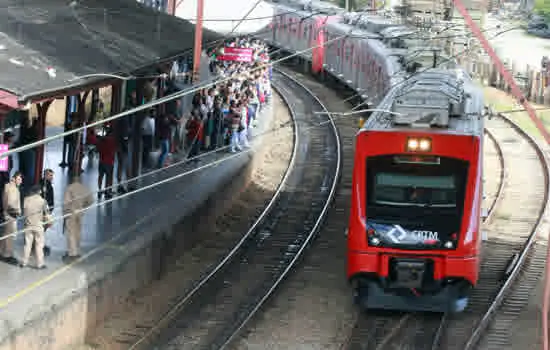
{"left": 534, "top": 0, "right": 550, "bottom": 20}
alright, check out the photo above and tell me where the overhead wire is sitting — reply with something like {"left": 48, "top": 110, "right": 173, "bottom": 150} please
{"left": 0, "top": 86, "right": 372, "bottom": 244}
{"left": 0, "top": 4, "right": 328, "bottom": 103}
{"left": 335, "top": 23, "right": 525, "bottom": 110}
{"left": 0, "top": 7, "right": 530, "bottom": 226}
{"left": 0, "top": 8, "right": 333, "bottom": 224}
{"left": 1, "top": 81, "right": 537, "bottom": 244}
{"left": 0, "top": 4, "right": 379, "bottom": 238}
{"left": 0, "top": 15, "right": 348, "bottom": 159}
{"left": 0, "top": 15, "right": 350, "bottom": 233}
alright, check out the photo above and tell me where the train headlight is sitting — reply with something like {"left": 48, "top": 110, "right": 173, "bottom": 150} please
{"left": 406, "top": 137, "right": 432, "bottom": 152}
{"left": 419, "top": 139, "right": 431, "bottom": 151}
{"left": 444, "top": 241, "right": 454, "bottom": 249}
{"left": 407, "top": 138, "right": 419, "bottom": 150}
{"left": 370, "top": 237, "right": 380, "bottom": 246}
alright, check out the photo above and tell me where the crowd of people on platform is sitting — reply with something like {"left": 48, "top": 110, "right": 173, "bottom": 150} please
{"left": 0, "top": 37, "right": 272, "bottom": 270}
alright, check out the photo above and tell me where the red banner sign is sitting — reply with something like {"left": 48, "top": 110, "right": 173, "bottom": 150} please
{"left": 219, "top": 47, "right": 254, "bottom": 62}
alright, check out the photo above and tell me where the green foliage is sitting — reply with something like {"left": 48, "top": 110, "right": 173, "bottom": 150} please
{"left": 534, "top": 0, "right": 550, "bottom": 20}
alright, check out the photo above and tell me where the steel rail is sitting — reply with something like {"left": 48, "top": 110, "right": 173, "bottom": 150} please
{"left": 483, "top": 129, "right": 506, "bottom": 225}
{"left": 463, "top": 113, "right": 550, "bottom": 349}
{"left": 217, "top": 67, "right": 342, "bottom": 349}
{"left": 128, "top": 68, "right": 342, "bottom": 350}
{"left": 127, "top": 85, "right": 300, "bottom": 350}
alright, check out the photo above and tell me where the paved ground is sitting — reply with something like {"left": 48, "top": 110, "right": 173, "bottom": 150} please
{"left": 0, "top": 56, "right": 252, "bottom": 340}
{"left": 74, "top": 93, "right": 290, "bottom": 350}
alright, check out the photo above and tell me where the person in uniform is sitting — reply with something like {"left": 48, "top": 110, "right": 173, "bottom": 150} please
{"left": 38, "top": 169, "right": 54, "bottom": 256}
{"left": 63, "top": 175, "right": 93, "bottom": 263}
{"left": 20, "top": 185, "right": 50, "bottom": 269}
{"left": 1, "top": 172, "right": 22, "bottom": 265}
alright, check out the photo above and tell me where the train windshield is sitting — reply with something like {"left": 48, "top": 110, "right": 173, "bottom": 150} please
{"left": 373, "top": 173, "right": 456, "bottom": 207}
{"left": 365, "top": 155, "right": 469, "bottom": 249}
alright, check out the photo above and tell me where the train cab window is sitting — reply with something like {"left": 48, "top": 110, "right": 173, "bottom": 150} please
{"left": 373, "top": 173, "right": 457, "bottom": 207}
{"left": 365, "top": 155, "right": 469, "bottom": 247}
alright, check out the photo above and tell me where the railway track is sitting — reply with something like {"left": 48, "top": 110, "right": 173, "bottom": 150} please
{"left": 340, "top": 110, "right": 550, "bottom": 349}
{"left": 248, "top": 62, "right": 548, "bottom": 350}
{"left": 122, "top": 69, "right": 341, "bottom": 350}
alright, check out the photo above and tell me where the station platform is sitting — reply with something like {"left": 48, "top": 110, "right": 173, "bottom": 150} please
{"left": 0, "top": 79, "right": 275, "bottom": 349}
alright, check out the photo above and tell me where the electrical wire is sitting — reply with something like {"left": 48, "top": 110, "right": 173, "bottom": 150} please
{"left": 0, "top": 8, "right": 327, "bottom": 103}
{"left": 0, "top": 11, "right": 333, "bottom": 221}
{"left": 328, "top": 23, "right": 526, "bottom": 109}
{"left": 0, "top": 92, "right": 357, "bottom": 243}
{"left": 0, "top": 7, "right": 377, "bottom": 239}
{"left": 1, "top": 89, "right": 537, "bottom": 244}
{"left": 74, "top": 0, "right": 302, "bottom": 22}
{"left": 0, "top": 7, "right": 520, "bottom": 164}
{"left": 0, "top": 33, "right": 350, "bottom": 159}
{"left": 0, "top": 32, "right": 346, "bottom": 232}
{"left": 0, "top": 8, "right": 530, "bottom": 218}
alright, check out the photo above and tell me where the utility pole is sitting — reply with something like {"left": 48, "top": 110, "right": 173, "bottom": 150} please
{"left": 450, "top": 1, "right": 550, "bottom": 141}
{"left": 192, "top": 0, "right": 205, "bottom": 83}
{"left": 167, "top": 0, "right": 176, "bottom": 15}
{"left": 345, "top": 0, "right": 349, "bottom": 11}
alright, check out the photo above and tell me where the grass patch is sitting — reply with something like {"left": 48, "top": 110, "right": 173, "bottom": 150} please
{"left": 482, "top": 86, "right": 550, "bottom": 141}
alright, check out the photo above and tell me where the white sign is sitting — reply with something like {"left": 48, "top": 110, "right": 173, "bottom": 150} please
{"left": 386, "top": 225, "right": 439, "bottom": 243}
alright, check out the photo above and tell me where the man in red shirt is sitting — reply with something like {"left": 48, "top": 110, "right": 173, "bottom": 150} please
{"left": 96, "top": 125, "right": 117, "bottom": 199}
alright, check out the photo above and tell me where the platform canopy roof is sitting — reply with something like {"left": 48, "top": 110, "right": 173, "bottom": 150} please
{"left": 0, "top": 0, "right": 222, "bottom": 107}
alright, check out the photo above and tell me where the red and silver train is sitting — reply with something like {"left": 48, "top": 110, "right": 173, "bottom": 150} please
{"left": 348, "top": 70, "right": 484, "bottom": 313}
{"left": 254, "top": 0, "right": 486, "bottom": 312}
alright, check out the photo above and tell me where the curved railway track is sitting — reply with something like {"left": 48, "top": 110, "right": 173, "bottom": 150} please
{"left": 215, "top": 63, "right": 549, "bottom": 350}
{"left": 123, "top": 69, "right": 342, "bottom": 350}
{"left": 341, "top": 112, "right": 550, "bottom": 350}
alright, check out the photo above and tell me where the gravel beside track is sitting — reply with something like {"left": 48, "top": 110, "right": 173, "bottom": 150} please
{"left": 227, "top": 67, "right": 358, "bottom": 350}
{"left": 75, "top": 93, "right": 294, "bottom": 350}
{"left": 228, "top": 65, "right": 550, "bottom": 350}
{"left": 353, "top": 114, "right": 550, "bottom": 350}
{"left": 129, "top": 70, "right": 341, "bottom": 350}
{"left": 436, "top": 115, "right": 550, "bottom": 350}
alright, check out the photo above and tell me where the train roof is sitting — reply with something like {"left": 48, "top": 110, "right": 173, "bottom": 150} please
{"left": 360, "top": 68, "right": 484, "bottom": 137}
{"left": 273, "top": 0, "right": 344, "bottom": 14}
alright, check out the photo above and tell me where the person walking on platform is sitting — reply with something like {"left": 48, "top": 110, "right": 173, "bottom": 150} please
{"left": 38, "top": 169, "right": 54, "bottom": 256}
{"left": 63, "top": 175, "right": 93, "bottom": 263}
{"left": 1, "top": 172, "right": 22, "bottom": 265}
{"left": 97, "top": 125, "right": 117, "bottom": 199}
{"left": 20, "top": 185, "right": 50, "bottom": 269}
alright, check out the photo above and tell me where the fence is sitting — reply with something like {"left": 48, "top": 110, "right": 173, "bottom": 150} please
{"left": 458, "top": 55, "right": 550, "bottom": 105}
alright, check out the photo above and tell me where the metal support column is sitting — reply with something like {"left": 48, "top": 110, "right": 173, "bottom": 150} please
{"left": 35, "top": 101, "right": 52, "bottom": 184}
{"left": 167, "top": 0, "right": 176, "bottom": 15}
{"left": 130, "top": 80, "right": 145, "bottom": 183}
{"left": 192, "top": 0, "right": 205, "bottom": 83}
{"left": 72, "top": 91, "right": 90, "bottom": 176}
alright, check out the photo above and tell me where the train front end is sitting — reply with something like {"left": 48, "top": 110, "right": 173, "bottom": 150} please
{"left": 347, "top": 129, "right": 483, "bottom": 313}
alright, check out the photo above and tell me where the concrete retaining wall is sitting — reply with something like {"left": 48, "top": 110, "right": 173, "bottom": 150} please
{"left": 0, "top": 100, "right": 275, "bottom": 350}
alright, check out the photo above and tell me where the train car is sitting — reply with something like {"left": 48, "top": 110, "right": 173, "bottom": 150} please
{"left": 347, "top": 68, "right": 485, "bottom": 313}
{"left": 323, "top": 20, "right": 402, "bottom": 105}
{"left": 264, "top": 3, "right": 340, "bottom": 73}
